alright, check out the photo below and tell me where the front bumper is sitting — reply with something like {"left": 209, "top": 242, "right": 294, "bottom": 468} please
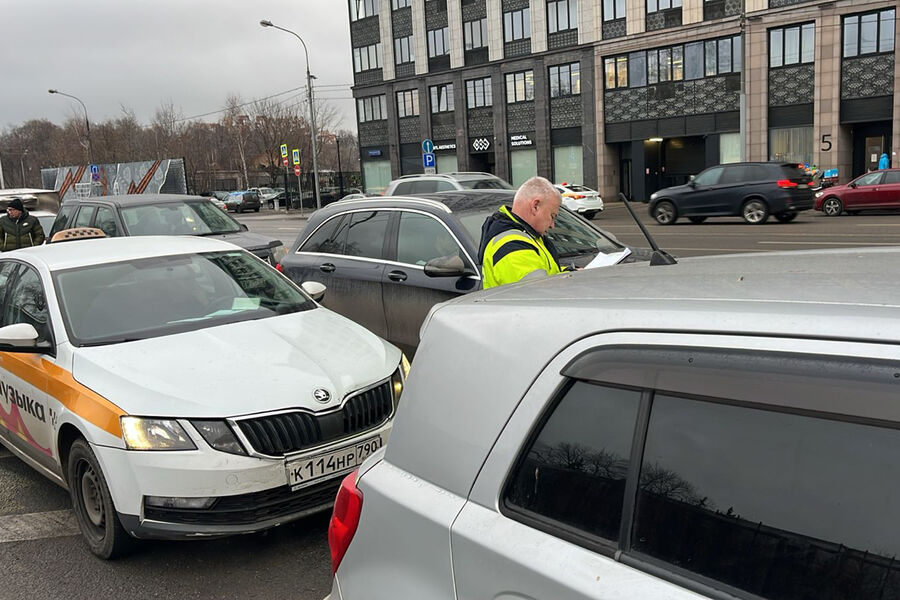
{"left": 95, "top": 420, "right": 392, "bottom": 540}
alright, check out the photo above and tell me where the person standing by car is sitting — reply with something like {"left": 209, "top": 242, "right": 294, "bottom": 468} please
{"left": 0, "top": 198, "right": 45, "bottom": 251}
{"left": 478, "top": 176, "right": 565, "bottom": 289}
{"left": 879, "top": 153, "right": 890, "bottom": 170}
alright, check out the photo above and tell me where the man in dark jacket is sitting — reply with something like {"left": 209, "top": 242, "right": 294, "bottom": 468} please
{"left": 0, "top": 198, "right": 45, "bottom": 251}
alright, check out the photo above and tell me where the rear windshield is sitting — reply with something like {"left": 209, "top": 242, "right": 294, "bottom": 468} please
{"left": 779, "top": 165, "right": 812, "bottom": 182}
{"left": 457, "top": 178, "right": 514, "bottom": 190}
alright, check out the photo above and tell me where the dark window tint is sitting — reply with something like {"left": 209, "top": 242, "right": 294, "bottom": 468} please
{"left": 94, "top": 206, "right": 119, "bottom": 237}
{"left": 778, "top": 165, "right": 810, "bottom": 182}
{"left": 300, "top": 215, "right": 348, "bottom": 254}
{"left": 397, "top": 213, "right": 461, "bottom": 266}
{"left": 73, "top": 206, "right": 96, "bottom": 228}
{"left": 693, "top": 166, "right": 723, "bottom": 186}
{"left": 855, "top": 171, "right": 884, "bottom": 186}
{"left": 633, "top": 393, "right": 900, "bottom": 600}
{"left": 719, "top": 165, "right": 746, "bottom": 184}
{"left": 505, "top": 382, "right": 640, "bottom": 542}
{"left": 49, "top": 205, "right": 75, "bottom": 237}
{"left": 0, "top": 263, "right": 19, "bottom": 307}
{"left": 392, "top": 181, "right": 416, "bottom": 195}
{"left": 410, "top": 180, "right": 439, "bottom": 194}
{"left": 883, "top": 171, "right": 900, "bottom": 184}
{"left": 344, "top": 211, "right": 389, "bottom": 259}
{"left": 5, "top": 267, "right": 50, "bottom": 343}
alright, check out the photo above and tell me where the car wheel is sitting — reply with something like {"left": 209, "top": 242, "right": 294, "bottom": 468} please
{"left": 822, "top": 197, "right": 843, "bottom": 217}
{"left": 584, "top": 211, "right": 597, "bottom": 220}
{"left": 742, "top": 199, "right": 769, "bottom": 224}
{"left": 688, "top": 216, "right": 707, "bottom": 224}
{"left": 68, "top": 439, "right": 133, "bottom": 559}
{"left": 254, "top": 208, "right": 260, "bottom": 213}
{"left": 653, "top": 201, "right": 678, "bottom": 225}
{"left": 775, "top": 212, "right": 798, "bottom": 223}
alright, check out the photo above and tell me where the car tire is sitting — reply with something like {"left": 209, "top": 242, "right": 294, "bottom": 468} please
{"left": 742, "top": 199, "right": 769, "bottom": 224}
{"left": 68, "top": 439, "right": 133, "bottom": 559}
{"left": 584, "top": 211, "right": 597, "bottom": 220}
{"left": 822, "top": 197, "right": 843, "bottom": 217}
{"left": 254, "top": 208, "right": 260, "bottom": 213}
{"left": 688, "top": 216, "right": 707, "bottom": 224}
{"left": 653, "top": 201, "right": 678, "bottom": 225}
{"left": 774, "top": 212, "right": 798, "bottom": 223}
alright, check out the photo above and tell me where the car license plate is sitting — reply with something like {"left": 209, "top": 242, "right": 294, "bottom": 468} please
{"left": 285, "top": 436, "right": 383, "bottom": 490}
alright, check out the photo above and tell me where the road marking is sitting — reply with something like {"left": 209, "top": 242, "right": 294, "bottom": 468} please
{"left": 855, "top": 224, "right": 900, "bottom": 227}
{"left": 0, "top": 510, "right": 79, "bottom": 543}
{"left": 277, "top": 227, "right": 302, "bottom": 231}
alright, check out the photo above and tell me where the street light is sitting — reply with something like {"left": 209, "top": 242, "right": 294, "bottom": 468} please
{"left": 20, "top": 149, "right": 28, "bottom": 188}
{"left": 48, "top": 89, "right": 94, "bottom": 165}
{"left": 259, "top": 19, "right": 322, "bottom": 211}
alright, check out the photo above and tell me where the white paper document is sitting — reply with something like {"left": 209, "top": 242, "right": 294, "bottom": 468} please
{"left": 585, "top": 247, "right": 632, "bottom": 269}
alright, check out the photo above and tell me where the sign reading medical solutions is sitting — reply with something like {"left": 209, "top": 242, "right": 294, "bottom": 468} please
{"left": 509, "top": 133, "right": 534, "bottom": 147}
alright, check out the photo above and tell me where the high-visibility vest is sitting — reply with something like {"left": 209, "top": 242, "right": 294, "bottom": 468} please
{"left": 482, "top": 207, "right": 561, "bottom": 289}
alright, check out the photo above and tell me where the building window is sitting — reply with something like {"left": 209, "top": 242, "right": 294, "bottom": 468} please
{"left": 769, "top": 23, "right": 814, "bottom": 68}
{"left": 769, "top": 126, "right": 813, "bottom": 165}
{"left": 396, "top": 89, "right": 420, "bottom": 118}
{"left": 357, "top": 95, "right": 387, "bottom": 123}
{"left": 843, "top": 9, "right": 895, "bottom": 58}
{"left": 603, "top": 0, "right": 626, "bottom": 21}
{"left": 430, "top": 83, "right": 454, "bottom": 113}
{"left": 350, "top": 0, "right": 378, "bottom": 21}
{"left": 353, "top": 43, "right": 382, "bottom": 73}
{"left": 647, "top": 0, "right": 682, "bottom": 13}
{"left": 428, "top": 27, "right": 450, "bottom": 58}
{"left": 464, "top": 17, "right": 488, "bottom": 50}
{"left": 604, "top": 57, "right": 628, "bottom": 89}
{"left": 705, "top": 35, "right": 741, "bottom": 75}
{"left": 394, "top": 35, "right": 414, "bottom": 65}
{"left": 466, "top": 77, "right": 493, "bottom": 108}
{"left": 720, "top": 132, "right": 741, "bottom": 164}
{"left": 548, "top": 0, "right": 577, "bottom": 34}
{"left": 391, "top": 0, "right": 411, "bottom": 8}
{"left": 504, "top": 8, "right": 531, "bottom": 42}
{"left": 505, "top": 70, "right": 535, "bottom": 103}
{"left": 549, "top": 62, "right": 581, "bottom": 97}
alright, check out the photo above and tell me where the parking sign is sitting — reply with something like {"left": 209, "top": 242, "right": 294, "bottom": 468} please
{"left": 280, "top": 144, "right": 288, "bottom": 158}
{"left": 292, "top": 149, "right": 300, "bottom": 165}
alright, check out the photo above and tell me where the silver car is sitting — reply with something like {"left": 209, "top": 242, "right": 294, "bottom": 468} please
{"left": 327, "top": 248, "right": 900, "bottom": 600}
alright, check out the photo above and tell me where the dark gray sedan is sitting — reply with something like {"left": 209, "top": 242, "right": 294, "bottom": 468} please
{"left": 280, "top": 190, "right": 652, "bottom": 355}
{"left": 49, "top": 194, "right": 285, "bottom": 265}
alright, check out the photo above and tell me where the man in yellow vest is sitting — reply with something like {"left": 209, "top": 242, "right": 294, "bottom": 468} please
{"left": 478, "top": 176, "right": 565, "bottom": 289}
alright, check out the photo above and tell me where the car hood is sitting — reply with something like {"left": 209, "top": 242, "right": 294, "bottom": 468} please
{"left": 204, "top": 231, "right": 281, "bottom": 251}
{"left": 655, "top": 183, "right": 693, "bottom": 197}
{"left": 71, "top": 308, "right": 400, "bottom": 418}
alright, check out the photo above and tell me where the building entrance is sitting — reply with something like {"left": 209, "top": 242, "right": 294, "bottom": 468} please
{"left": 851, "top": 121, "right": 892, "bottom": 177}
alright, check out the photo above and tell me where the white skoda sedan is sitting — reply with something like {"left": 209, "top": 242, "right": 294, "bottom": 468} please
{"left": 0, "top": 236, "right": 404, "bottom": 558}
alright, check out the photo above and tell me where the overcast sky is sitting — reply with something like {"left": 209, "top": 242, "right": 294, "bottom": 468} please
{"left": 2, "top": 0, "right": 356, "bottom": 132}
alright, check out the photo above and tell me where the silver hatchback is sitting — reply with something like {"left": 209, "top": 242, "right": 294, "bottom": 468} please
{"left": 327, "top": 248, "right": 900, "bottom": 600}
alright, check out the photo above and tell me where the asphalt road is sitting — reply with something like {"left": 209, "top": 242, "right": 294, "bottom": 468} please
{"left": 3, "top": 202, "right": 900, "bottom": 600}
{"left": 235, "top": 202, "right": 900, "bottom": 258}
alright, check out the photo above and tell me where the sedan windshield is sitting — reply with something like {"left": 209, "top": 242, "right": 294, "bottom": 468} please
{"left": 54, "top": 251, "right": 315, "bottom": 345}
{"left": 120, "top": 200, "right": 242, "bottom": 236}
{"left": 457, "top": 208, "right": 622, "bottom": 256}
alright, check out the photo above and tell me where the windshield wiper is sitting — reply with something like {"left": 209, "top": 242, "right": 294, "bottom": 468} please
{"left": 195, "top": 230, "right": 240, "bottom": 236}
{"left": 80, "top": 337, "right": 146, "bottom": 347}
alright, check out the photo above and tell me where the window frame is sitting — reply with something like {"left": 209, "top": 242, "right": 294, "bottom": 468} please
{"left": 842, "top": 8, "right": 895, "bottom": 58}
{"left": 430, "top": 82, "right": 455, "bottom": 114}
{"left": 769, "top": 22, "right": 816, "bottom": 68}
{"left": 357, "top": 95, "right": 388, "bottom": 123}
{"left": 391, "top": 0, "right": 411, "bottom": 9}
{"left": 396, "top": 89, "right": 420, "bottom": 118}
{"left": 427, "top": 26, "right": 450, "bottom": 58}
{"left": 466, "top": 77, "right": 493, "bottom": 108}
{"left": 603, "top": 0, "right": 626, "bottom": 22}
{"left": 1, "top": 261, "right": 55, "bottom": 352}
{"left": 505, "top": 70, "right": 535, "bottom": 104}
{"left": 394, "top": 35, "right": 414, "bottom": 65}
{"left": 350, "top": 0, "right": 379, "bottom": 21}
{"left": 647, "top": 0, "right": 683, "bottom": 14}
{"left": 464, "top": 17, "right": 488, "bottom": 50}
{"left": 353, "top": 42, "right": 383, "bottom": 73}
{"left": 503, "top": 8, "right": 532, "bottom": 43}
{"left": 547, "top": 0, "right": 578, "bottom": 34}
{"left": 549, "top": 62, "right": 581, "bottom": 98}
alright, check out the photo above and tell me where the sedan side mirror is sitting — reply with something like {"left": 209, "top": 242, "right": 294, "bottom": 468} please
{"left": 688, "top": 175, "right": 696, "bottom": 187}
{"left": 239, "top": 223, "right": 249, "bottom": 232}
{"left": 424, "top": 255, "right": 474, "bottom": 278}
{"left": 0, "top": 323, "right": 40, "bottom": 348}
{"left": 848, "top": 182, "right": 857, "bottom": 189}
{"left": 300, "top": 281, "right": 326, "bottom": 302}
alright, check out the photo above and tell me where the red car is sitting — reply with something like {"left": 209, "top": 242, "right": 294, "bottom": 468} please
{"left": 815, "top": 169, "right": 900, "bottom": 216}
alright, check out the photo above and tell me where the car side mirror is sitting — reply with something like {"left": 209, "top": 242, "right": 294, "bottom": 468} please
{"left": 688, "top": 175, "right": 696, "bottom": 187}
{"left": 424, "top": 255, "right": 473, "bottom": 278}
{"left": 300, "top": 281, "right": 326, "bottom": 302}
{"left": 848, "top": 182, "right": 857, "bottom": 189}
{"left": 0, "top": 323, "right": 40, "bottom": 349}
{"left": 239, "top": 223, "right": 249, "bottom": 232}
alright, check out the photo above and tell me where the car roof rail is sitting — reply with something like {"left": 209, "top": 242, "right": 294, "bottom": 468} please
{"left": 334, "top": 196, "right": 452, "bottom": 213}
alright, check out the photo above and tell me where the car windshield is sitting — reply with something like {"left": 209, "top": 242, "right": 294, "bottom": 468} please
{"left": 457, "top": 178, "right": 514, "bottom": 190}
{"left": 457, "top": 207, "right": 622, "bottom": 256}
{"left": 566, "top": 185, "right": 592, "bottom": 192}
{"left": 54, "top": 251, "right": 315, "bottom": 346}
{"left": 120, "top": 200, "right": 242, "bottom": 235}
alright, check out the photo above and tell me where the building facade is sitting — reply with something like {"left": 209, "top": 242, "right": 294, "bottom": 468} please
{"left": 349, "top": 0, "right": 897, "bottom": 201}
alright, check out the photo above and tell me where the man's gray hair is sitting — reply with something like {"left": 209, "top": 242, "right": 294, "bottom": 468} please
{"left": 513, "top": 176, "right": 560, "bottom": 205}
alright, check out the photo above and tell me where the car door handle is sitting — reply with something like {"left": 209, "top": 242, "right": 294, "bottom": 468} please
{"left": 320, "top": 263, "right": 336, "bottom": 273}
{"left": 388, "top": 270, "right": 407, "bottom": 282}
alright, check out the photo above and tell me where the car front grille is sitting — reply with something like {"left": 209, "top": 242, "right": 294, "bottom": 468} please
{"left": 143, "top": 479, "right": 340, "bottom": 525}
{"left": 235, "top": 380, "right": 393, "bottom": 457}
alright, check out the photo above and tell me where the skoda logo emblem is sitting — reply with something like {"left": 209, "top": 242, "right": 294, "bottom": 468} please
{"left": 313, "top": 388, "right": 331, "bottom": 403}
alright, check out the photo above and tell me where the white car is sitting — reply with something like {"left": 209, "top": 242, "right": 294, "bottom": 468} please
{"left": 555, "top": 182, "right": 604, "bottom": 219}
{"left": 250, "top": 187, "right": 280, "bottom": 206}
{"left": 327, "top": 247, "right": 900, "bottom": 600}
{"left": 0, "top": 236, "right": 405, "bottom": 559}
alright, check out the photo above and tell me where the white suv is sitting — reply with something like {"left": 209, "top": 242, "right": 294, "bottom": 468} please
{"left": 383, "top": 172, "right": 513, "bottom": 195}
{"left": 327, "top": 247, "right": 900, "bottom": 600}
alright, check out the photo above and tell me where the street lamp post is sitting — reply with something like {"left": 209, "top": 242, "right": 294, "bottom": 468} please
{"left": 259, "top": 19, "right": 322, "bottom": 211}
{"left": 48, "top": 89, "right": 94, "bottom": 165}
{"left": 20, "top": 149, "right": 28, "bottom": 188}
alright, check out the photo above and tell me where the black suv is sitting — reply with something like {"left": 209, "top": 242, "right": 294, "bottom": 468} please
{"left": 48, "top": 194, "right": 285, "bottom": 265}
{"left": 648, "top": 162, "right": 814, "bottom": 225}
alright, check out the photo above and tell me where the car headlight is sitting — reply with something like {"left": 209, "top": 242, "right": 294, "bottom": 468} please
{"left": 391, "top": 354, "right": 411, "bottom": 404}
{"left": 121, "top": 417, "right": 196, "bottom": 451}
{"left": 271, "top": 244, "right": 287, "bottom": 264}
{"left": 650, "top": 192, "right": 658, "bottom": 201}
{"left": 190, "top": 420, "right": 247, "bottom": 455}
{"left": 815, "top": 191, "right": 824, "bottom": 198}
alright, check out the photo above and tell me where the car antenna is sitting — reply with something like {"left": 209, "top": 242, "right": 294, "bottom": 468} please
{"left": 618, "top": 193, "right": 677, "bottom": 265}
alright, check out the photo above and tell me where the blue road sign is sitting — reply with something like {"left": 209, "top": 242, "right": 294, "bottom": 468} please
{"left": 423, "top": 152, "right": 436, "bottom": 168}
{"left": 90, "top": 164, "right": 100, "bottom": 181}
{"left": 422, "top": 139, "right": 434, "bottom": 154}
